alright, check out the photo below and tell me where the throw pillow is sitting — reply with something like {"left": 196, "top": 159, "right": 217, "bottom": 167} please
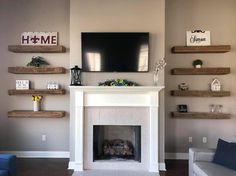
{"left": 212, "top": 138, "right": 236, "bottom": 171}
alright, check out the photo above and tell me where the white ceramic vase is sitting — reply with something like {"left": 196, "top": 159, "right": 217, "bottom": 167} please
{"left": 33, "top": 101, "right": 40, "bottom": 111}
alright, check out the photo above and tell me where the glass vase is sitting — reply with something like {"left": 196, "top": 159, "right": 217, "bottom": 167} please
{"left": 153, "top": 73, "right": 158, "bottom": 86}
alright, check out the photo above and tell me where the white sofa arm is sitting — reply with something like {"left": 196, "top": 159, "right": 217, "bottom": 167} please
{"left": 189, "top": 148, "right": 216, "bottom": 176}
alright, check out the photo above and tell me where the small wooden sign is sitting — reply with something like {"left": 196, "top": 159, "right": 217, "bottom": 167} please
{"left": 21, "top": 32, "right": 58, "bottom": 45}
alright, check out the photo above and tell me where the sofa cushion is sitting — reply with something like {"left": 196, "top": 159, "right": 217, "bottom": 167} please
{"left": 212, "top": 138, "right": 236, "bottom": 171}
{"left": 0, "top": 170, "right": 8, "bottom": 176}
{"left": 194, "top": 161, "right": 236, "bottom": 176}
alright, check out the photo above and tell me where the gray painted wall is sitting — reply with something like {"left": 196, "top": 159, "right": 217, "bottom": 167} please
{"left": 165, "top": 0, "right": 236, "bottom": 153}
{"left": 0, "top": 0, "right": 70, "bottom": 151}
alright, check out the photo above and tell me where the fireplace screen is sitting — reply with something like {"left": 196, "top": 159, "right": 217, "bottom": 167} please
{"left": 93, "top": 125, "right": 141, "bottom": 162}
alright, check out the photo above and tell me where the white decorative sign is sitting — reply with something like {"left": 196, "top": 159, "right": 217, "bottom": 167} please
{"left": 186, "top": 30, "right": 210, "bottom": 46}
{"left": 21, "top": 32, "right": 58, "bottom": 45}
{"left": 47, "top": 82, "right": 59, "bottom": 90}
{"left": 16, "top": 80, "right": 30, "bottom": 90}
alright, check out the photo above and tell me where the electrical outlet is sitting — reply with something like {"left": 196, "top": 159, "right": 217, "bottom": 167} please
{"left": 202, "top": 137, "right": 207, "bottom": 143}
{"left": 188, "top": 137, "right": 193, "bottom": 143}
{"left": 42, "top": 135, "right": 46, "bottom": 141}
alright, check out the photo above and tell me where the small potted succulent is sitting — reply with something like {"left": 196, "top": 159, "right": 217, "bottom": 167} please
{"left": 192, "top": 59, "right": 203, "bottom": 68}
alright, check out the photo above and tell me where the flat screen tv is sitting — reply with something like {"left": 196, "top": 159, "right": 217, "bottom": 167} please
{"left": 81, "top": 32, "right": 149, "bottom": 72}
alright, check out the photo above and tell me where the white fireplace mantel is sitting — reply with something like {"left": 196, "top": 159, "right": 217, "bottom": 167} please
{"left": 69, "top": 86, "right": 164, "bottom": 173}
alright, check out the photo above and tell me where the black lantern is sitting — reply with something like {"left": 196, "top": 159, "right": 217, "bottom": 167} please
{"left": 70, "top": 65, "right": 82, "bottom": 86}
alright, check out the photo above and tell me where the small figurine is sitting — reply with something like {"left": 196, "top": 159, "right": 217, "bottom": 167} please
{"left": 178, "top": 83, "right": 189, "bottom": 91}
{"left": 210, "top": 78, "right": 221, "bottom": 91}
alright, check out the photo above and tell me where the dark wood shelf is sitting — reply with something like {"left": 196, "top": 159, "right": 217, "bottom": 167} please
{"left": 171, "top": 112, "right": 230, "bottom": 119}
{"left": 171, "top": 67, "right": 230, "bottom": 75}
{"left": 8, "top": 67, "right": 66, "bottom": 74}
{"left": 8, "top": 110, "right": 65, "bottom": 118}
{"left": 8, "top": 89, "right": 66, "bottom": 95}
{"left": 8, "top": 45, "right": 66, "bottom": 53}
{"left": 171, "top": 45, "right": 231, "bottom": 53}
{"left": 171, "top": 90, "right": 230, "bottom": 97}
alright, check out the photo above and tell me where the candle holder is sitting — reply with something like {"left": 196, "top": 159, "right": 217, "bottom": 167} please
{"left": 70, "top": 65, "right": 82, "bottom": 86}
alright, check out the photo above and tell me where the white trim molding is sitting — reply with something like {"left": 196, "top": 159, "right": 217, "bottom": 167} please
{"left": 159, "top": 162, "right": 166, "bottom": 171}
{"left": 0, "top": 151, "right": 69, "bottom": 158}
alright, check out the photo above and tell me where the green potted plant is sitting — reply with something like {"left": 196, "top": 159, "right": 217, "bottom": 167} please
{"left": 26, "top": 56, "right": 49, "bottom": 67}
{"left": 192, "top": 59, "right": 203, "bottom": 68}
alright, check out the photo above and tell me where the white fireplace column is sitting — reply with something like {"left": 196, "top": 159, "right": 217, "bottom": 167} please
{"left": 69, "top": 86, "right": 164, "bottom": 173}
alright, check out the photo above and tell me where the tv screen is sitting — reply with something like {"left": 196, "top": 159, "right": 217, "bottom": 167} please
{"left": 81, "top": 32, "right": 149, "bottom": 72}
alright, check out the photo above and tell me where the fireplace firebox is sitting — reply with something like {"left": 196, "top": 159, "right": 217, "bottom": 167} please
{"left": 93, "top": 125, "right": 141, "bottom": 162}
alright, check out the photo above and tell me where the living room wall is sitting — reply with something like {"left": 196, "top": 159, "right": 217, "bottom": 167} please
{"left": 0, "top": 0, "right": 70, "bottom": 151}
{"left": 70, "top": 0, "right": 166, "bottom": 162}
{"left": 165, "top": 0, "right": 236, "bottom": 155}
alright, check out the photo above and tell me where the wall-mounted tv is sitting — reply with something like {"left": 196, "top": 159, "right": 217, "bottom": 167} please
{"left": 81, "top": 32, "right": 149, "bottom": 72}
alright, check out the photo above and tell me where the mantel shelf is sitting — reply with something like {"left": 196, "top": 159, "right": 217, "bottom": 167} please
{"left": 171, "top": 67, "right": 230, "bottom": 75}
{"left": 171, "top": 45, "right": 231, "bottom": 53}
{"left": 171, "top": 90, "right": 230, "bottom": 97}
{"left": 8, "top": 110, "right": 65, "bottom": 118}
{"left": 8, "top": 45, "right": 66, "bottom": 53}
{"left": 8, "top": 89, "right": 66, "bottom": 95}
{"left": 171, "top": 112, "right": 230, "bottom": 119}
{"left": 8, "top": 67, "right": 66, "bottom": 74}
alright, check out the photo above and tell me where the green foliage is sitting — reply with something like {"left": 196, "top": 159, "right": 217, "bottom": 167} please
{"left": 192, "top": 59, "right": 203, "bottom": 67}
{"left": 26, "top": 56, "right": 49, "bottom": 67}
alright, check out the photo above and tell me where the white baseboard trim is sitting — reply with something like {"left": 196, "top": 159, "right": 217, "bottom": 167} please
{"left": 159, "top": 162, "right": 166, "bottom": 171}
{"left": 0, "top": 151, "right": 69, "bottom": 158}
{"left": 165, "top": 153, "right": 188, "bottom": 160}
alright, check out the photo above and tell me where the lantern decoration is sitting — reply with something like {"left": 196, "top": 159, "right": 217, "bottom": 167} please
{"left": 70, "top": 65, "right": 82, "bottom": 86}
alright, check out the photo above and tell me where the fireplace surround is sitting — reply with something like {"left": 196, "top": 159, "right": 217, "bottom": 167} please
{"left": 69, "top": 86, "right": 164, "bottom": 173}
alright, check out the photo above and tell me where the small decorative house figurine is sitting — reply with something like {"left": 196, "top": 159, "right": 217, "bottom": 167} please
{"left": 70, "top": 65, "right": 82, "bottom": 86}
{"left": 210, "top": 78, "right": 221, "bottom": 91}
{"left": 192, "top": 59, "right": 203, "bottom": 68}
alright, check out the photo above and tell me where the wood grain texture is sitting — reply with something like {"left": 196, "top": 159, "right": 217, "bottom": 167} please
{"left": 171, "top": 45, "right": 231, "bottom": 53}
{"left": 171, "top": 112, "right": 230, "bottom": 119}
{"left": 8, "top": 110, "right": 65, "bottom": 118}
{"left": 171, "top": 90, "right": 230, "bottom": 97}
{"left": 8, "top": 67, "right": 66, "bottom": 74}
{"left": 8, "top": 89, "right": 66, "bottom": 95}
{"left": 8, "top": 45, "right": 66, "bottom": 53}
{"left": 171, "top": 67, "right": 230, "bottom": 75}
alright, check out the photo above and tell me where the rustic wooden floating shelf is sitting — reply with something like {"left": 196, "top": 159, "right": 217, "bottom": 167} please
{"left": 8, "top": 67, "right": 66, "bottom": 74}
{"left": 171, "top": 67, "right": 230, "bottom": 75}
{"left": 8, "top": 89, "right": 66, "bottom": 95}
{"left": 8, "top": 110, "right": 65, "bottom": 118}
{"left": 171, "top": 90, "right": 230, "bottom": 97}
{"left": 171, "top": 45, "right": 231, "bottom": 53}
{"left": 8, "top": 45, "right": 66, "bottom": 53}
{"left": 171, "top": 112, "right": 230, "bottom": 119}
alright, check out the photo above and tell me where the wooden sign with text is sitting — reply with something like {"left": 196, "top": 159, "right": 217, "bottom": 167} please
{"left": 21, "top": 32, "right": 58, "bottom": 45}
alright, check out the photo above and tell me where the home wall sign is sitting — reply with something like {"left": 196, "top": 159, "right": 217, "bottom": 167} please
{"left": 21, "top": 32, "right": 58, "bottom": 45}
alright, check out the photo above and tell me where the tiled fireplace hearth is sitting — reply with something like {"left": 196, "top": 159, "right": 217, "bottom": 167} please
{"left": 69, "top": 86, "right": 164, "bottom": 173}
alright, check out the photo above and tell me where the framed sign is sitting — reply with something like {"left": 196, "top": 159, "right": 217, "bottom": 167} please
{"left": 21, "top": 32, "right": 58, "bottom": 46}
{"left": 186, "top": 30, "right": 210, "bottom": 46}
{"left": 16, "top": 80, "right": 30, "bottom": 90}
